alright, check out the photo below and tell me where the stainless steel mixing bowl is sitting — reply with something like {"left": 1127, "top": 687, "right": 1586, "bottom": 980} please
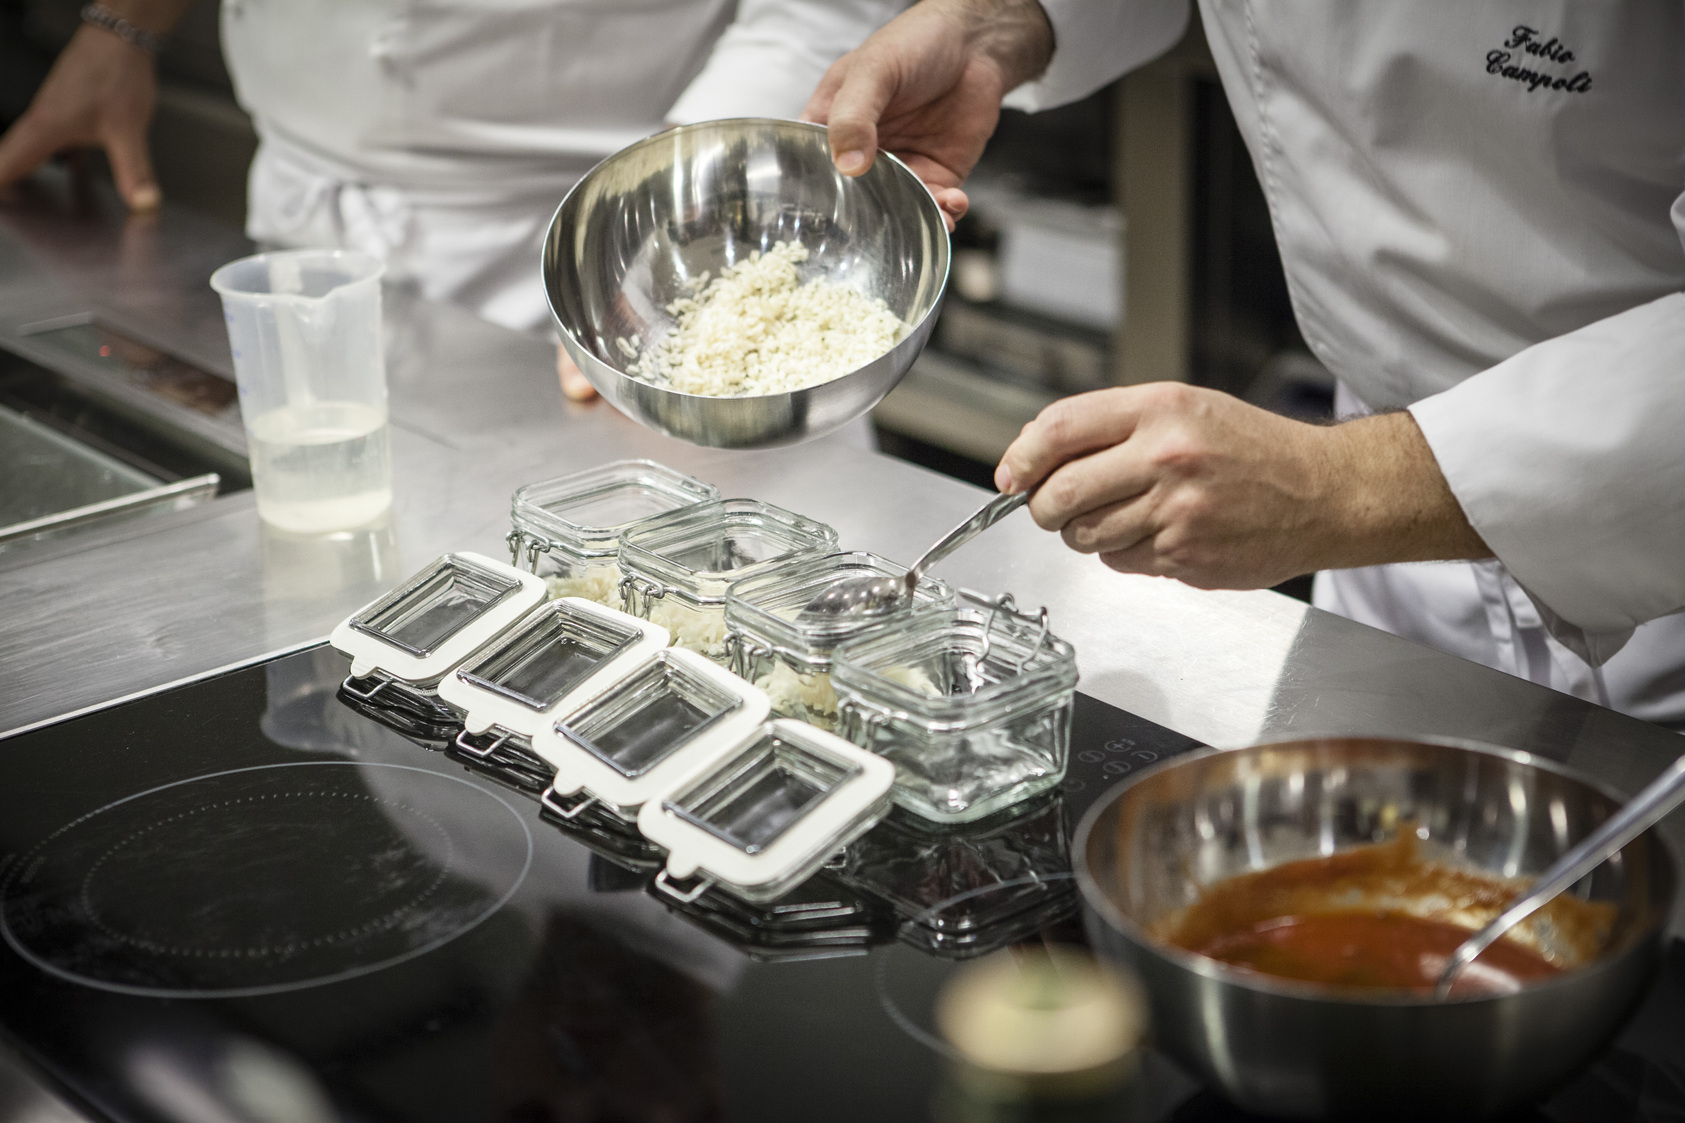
{"left": 1073, "top": 736, "right": 1676, "bottom": 1121}
{"left": 543, "top": 118, "right": 950, "bottom": 449}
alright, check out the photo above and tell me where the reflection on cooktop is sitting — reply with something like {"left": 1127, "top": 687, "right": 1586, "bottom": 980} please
{"left": 0, "top": 648, "right": 1676, "bottom": 1123}
{"left": 837, "top": 793, "right": 1077, "bottom": 959}
{"left": 0, "top": 761, "right": 532, "bottom": 997}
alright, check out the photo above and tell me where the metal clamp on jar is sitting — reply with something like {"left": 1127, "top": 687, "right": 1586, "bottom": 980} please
{"left": 329, "top": 553, "right": 548, "bottom": 742}
{"left": 617, "top": 498, "right": 837, "bottom": 661}
{"left": 638, "top": 720, "right": 894, "bottom": 905}
{"left": 532, "top": 647, "right": 769, "bottom": 825}
{"left": 434, "top": 598, "right": 667, "bottom": 792}
{"left": 832, "top": 592, "right": 1078, "bottom": 825}
{"left": 724, "top": 552, "right": 955, "bottom": 730}
{"left": 506, "top": 460, "right": 718, "bottom": 607}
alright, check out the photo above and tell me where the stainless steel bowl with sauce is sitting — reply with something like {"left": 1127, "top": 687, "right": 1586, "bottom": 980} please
{"left": 1074, "top": 736, "right": 1676, "bottom": 1121}
{"left": 543, "top": 118, "right": 949, "bottom": 449}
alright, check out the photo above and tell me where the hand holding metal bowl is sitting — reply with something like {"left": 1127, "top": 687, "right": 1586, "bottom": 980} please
{"left": 543, "top": 118, "right": 950, "bottom": 450}
{"left": 1074, "top": 737, "right": 1676, "bottom": 1121}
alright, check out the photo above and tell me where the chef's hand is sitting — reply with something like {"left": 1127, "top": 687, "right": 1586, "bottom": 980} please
{"left": 996, "top": 384, "right": 1491, "bottom": 590}
{"left": 557, "top": 344, "right": 598, "bottom": 402}
{"left": 801, "top": 0, "right": 1054, "bottom": 229}
{"left": 0, "top": 24, "right": 164, "bottom": 211}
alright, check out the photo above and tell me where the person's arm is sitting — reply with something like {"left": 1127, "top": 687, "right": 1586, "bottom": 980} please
{"left": 996, "top": 384, "right": 1489, "bottom": 592}
{"left": 1408, "top": 292, "right": 1685, "bottom": 638}
{"left": 802, "top": 0, "right": 1054, "bottom": 226}
{"left": 667, "top": 0, "right": 913, "bottom": 126}
{"left": 559, "top": 1, "right": 919, "bottom": 404}
{"left": 999, "top": 284, "right": 1685, "bottom": 655}
{"left": 801, "top": 0, "right": 1187, "bottom": 223}
{"left": 1001, "top": 0, "right": 1189, "bottom": 113}
{"left": 0, "top": 0, "right": 195, "bottom": 211}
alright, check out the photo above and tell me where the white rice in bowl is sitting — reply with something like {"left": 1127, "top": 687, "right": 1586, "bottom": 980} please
{"left": 625, "top": 241, "right": 905, "bottom": 397}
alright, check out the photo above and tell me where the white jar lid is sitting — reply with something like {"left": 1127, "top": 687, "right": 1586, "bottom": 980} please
{"left": 330, "top": 552, "right": 546, "bottom": 685}
{"left": 536, "top": 647, "right": 769, "bottom": 813}
{"left": 436, "top": 597, "right": 668, "bottom": 739}
{"left": 639, "top": 719, "right": 894, "bottom": 898}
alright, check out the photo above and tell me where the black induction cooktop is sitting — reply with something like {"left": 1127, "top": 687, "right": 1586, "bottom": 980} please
{"left": 0, "top": 646, "right": 1680, "bottom": 1123}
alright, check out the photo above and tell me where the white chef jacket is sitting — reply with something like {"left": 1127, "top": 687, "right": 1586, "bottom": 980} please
{"left": 220, "top": 0, "right": 907, "bottom": 332}
{"left": 1019, "top": 0, "right": 1685, "bottom": 727}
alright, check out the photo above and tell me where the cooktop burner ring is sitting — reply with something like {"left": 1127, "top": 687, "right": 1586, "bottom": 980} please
{"left": 78, "top": 791, "right": 457, "bottom": 960}
{"left": 1, "top": 762, "right": 533, "bottom": 999}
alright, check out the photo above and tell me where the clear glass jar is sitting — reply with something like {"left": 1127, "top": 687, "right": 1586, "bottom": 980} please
{"left": 831, "top": 598, "right": 1078, "bottom": 824}
{"left": 508, "top": 460, "right": 718, "bottom": 607}
{"left": 618, "top": 499, "right": 838, "bottom": 661}
{"left": 724, "top": 552, "right": 954, "bottom": 730}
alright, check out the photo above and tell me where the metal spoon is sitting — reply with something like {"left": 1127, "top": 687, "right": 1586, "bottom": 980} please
{"left": 800, "top": 488, "right": 1035, "bottom": 620}
{"left": 1435, "top": 750, "right": 1685, "bottom": 998}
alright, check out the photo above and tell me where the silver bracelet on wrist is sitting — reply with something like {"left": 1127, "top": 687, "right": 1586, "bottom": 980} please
{"left": 79, "top": 3, "right": 167, "bottom": 55}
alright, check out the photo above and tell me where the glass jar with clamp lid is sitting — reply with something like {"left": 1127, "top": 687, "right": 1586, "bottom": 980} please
{"left": 723, "top": 551, "right": 954, "bottom": 730}
{"left": 618, "top": 498, "right": 837, "bottom": 661}
{"left": 832, "top": 593, "right": 1078, "bottom": 825}
{"left": 507, "top": 460, "right": 717, "bottom": 607}
{"left": 532, "top": 646, "right": 769, "bottom": 825}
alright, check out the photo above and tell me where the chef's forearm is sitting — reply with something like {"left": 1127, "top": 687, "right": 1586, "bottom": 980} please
{"left": 864, "top": 0, "right": 1055, "bottom": 91}
{"left": 1001, "top": 383, "right": 1489, "bottom": 592}
{"left": 83, "top": 0, "right": 197, "bottom": 41}
{"left": 0, "top": 0, "right": 189, "bottom": 211}
{"left": 1318, "top": 412, "right": 1492, "bottom": 568}
{"left": 962, "top": 0, "right": 1057, "bottom": 90}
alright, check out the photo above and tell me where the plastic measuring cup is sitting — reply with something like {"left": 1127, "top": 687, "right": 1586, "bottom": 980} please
{"left": 210, "top": 249, "right": 392, "bottom": 533}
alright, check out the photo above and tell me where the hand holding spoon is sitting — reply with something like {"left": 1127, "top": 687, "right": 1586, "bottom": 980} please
{"left": 800, "top": 488, "right": 1035, "bottom": 620}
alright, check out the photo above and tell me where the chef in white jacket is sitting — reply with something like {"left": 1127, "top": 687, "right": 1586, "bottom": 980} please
{"left": 0, "top": 0, "right": 907, "bottom": 399}
{"left": 807, "top": 0, "right": 1685, "bottom": 729}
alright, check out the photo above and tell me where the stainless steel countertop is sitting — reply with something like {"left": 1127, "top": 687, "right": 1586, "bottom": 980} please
{"left": 2, "top": 172, "right": 1681, "bottom": 909}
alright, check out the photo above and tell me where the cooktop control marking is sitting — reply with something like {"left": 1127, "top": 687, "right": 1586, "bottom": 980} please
{"left": 0, "top": 762, "right": 532, "bottom": 998}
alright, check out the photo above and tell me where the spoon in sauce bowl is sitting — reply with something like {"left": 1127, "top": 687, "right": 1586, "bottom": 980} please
{"left": 1436, "top": 750, "right": 1685, "bottom": 998}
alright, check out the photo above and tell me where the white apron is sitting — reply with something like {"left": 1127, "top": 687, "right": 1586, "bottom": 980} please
{"left": 221, "top": 0, "right": 906, "bottom": 332}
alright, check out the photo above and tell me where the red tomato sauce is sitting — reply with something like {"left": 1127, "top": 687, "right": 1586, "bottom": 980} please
{"left": 1186, "top": 910, "right": 1559, "bottom": 991}
{"left": 1152, "top": 835, "right": 1612, "bottom": 995}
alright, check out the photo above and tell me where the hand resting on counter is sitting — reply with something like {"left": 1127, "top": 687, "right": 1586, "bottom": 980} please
{"left": 0, "top": 1, "right": 197, "bottom": 212}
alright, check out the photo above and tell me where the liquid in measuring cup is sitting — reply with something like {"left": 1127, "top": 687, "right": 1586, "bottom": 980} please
{"left": 248, "top": 401, "right": 392, "bottom": 532}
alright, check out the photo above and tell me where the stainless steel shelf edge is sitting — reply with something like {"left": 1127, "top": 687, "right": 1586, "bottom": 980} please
{"left": 0, "top": 474, "right": 219, "bottom": 546}
{"left": 0, "top": 321, "right": 249, "bottom": 461}
{"left": 0, "top": 634, "right": 325, "bottom": 744}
